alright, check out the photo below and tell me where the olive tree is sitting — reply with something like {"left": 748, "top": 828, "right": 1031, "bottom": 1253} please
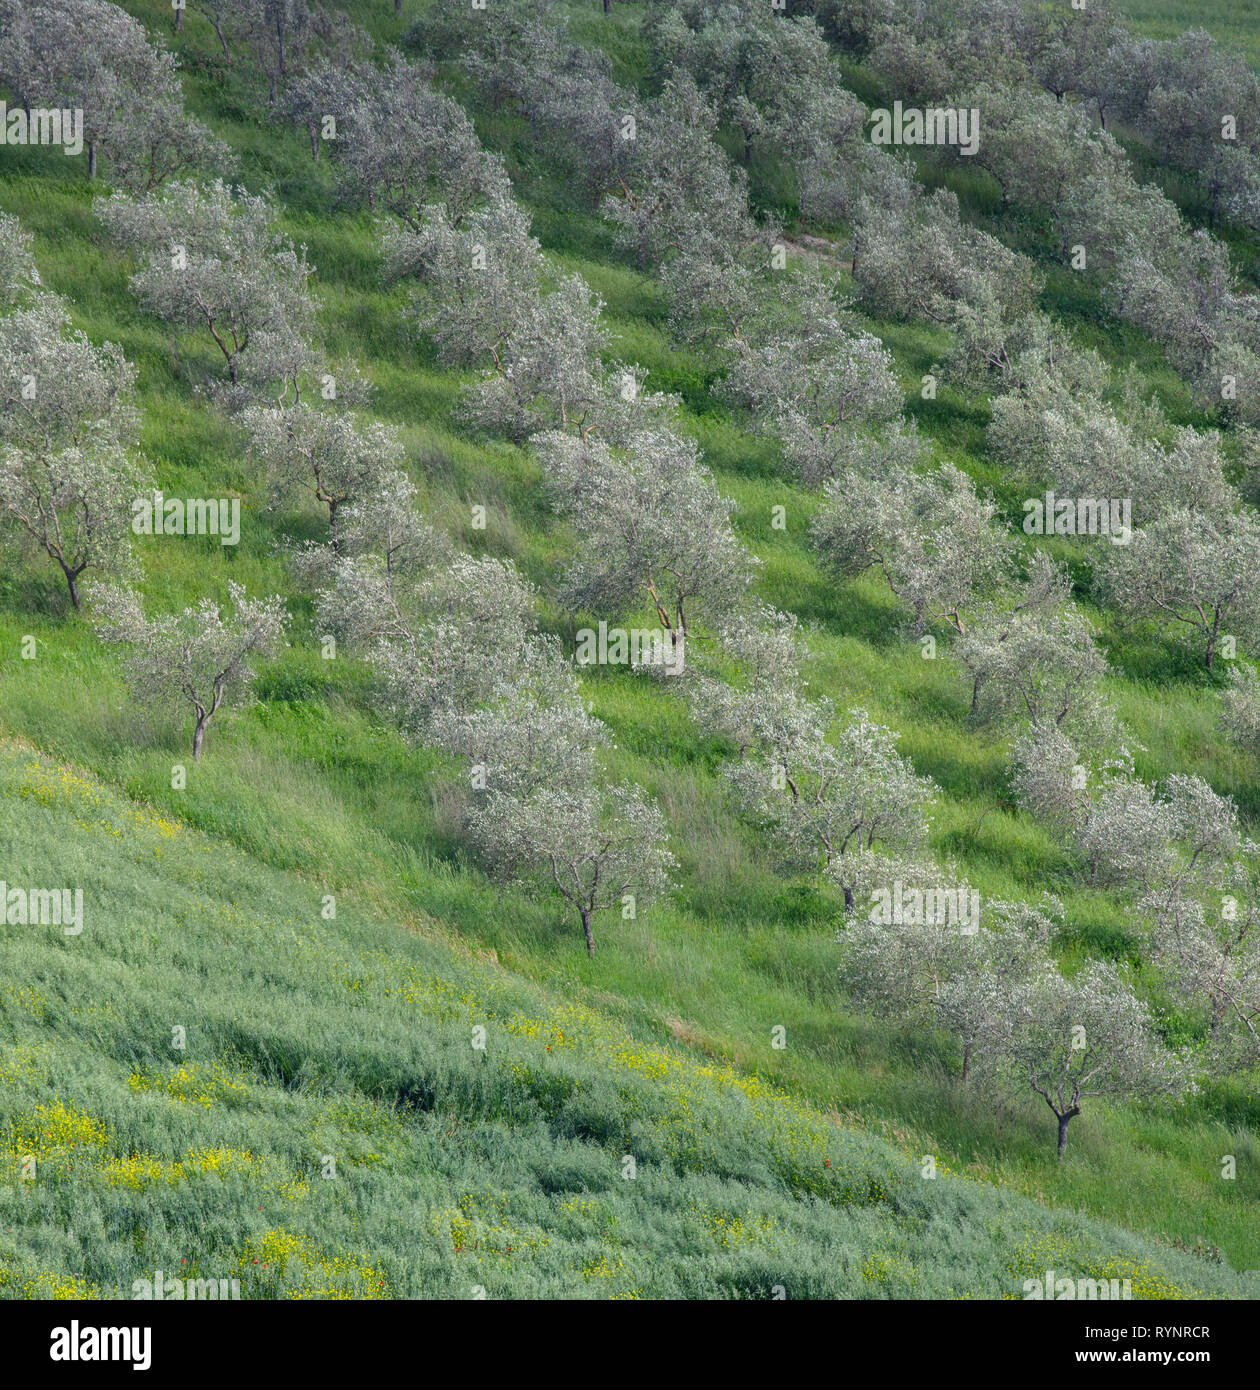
{"left": 959, "top": 555, "right": 1111, "bottom": 738}
{"left": 244, "top": 403, "right": 404, "bottom": 547}
{"left": 1021, "top": 0, "right": 1130, "bottom": 127}
{"left": 724, "top": 282, "right": 904, "bottom": 486}
{"left": 434, "top": 641, "right": 607, "bottom": 801}
{"left": 842, "top": 891, "right": 1057, "bottom": 1083}
{"left": 327, "top": 470, "right": 450, "bottom": 585}
{"left": 470, "top": 21, "right": 640, "bottom": 202}
{"left": 1008, "top": 723, "right": 1096, "bottom": 835}
{"left": 98, "top": 181, "right": 318, "bottom": 395}
{"left": 1098, "top": 507, "right": 1260, "bottom": 668}
{"left": 0, "top": 214, "right": 42, "bottom": 309}
{"left": 1141, "top": 874, "right": 1260, "bottom": 1070}
{"left": 599, "top": 74, "right": 754, "bottom": 268}
{"left": 0, "top": 297, "right": 135, "bottom": 454}
{"left": 852, "top": 186, "right": 1040, "bottom": 351}
{"left": 383, "top": 192, "right": 544, "bottom": 367}
{"left": 0, "top": 286, "right": 144, "bottom": 606}
{"left": 658, "top": 244, "right": 769, "bottom": 351}
{"left": 648, "top": 0, "right": 852, "bottom": 166}
{"left": 536, "top": 427, "right": 754, "bottom": 639}
{"left": 89, "top": 580, "right": 288, "bottom": 760}
{"left": 469, "top": 781, "right": 675, "bottom": 955}
{"left": 1047, "top": 765, "right": 1260, "bottom": 1068}
{"left": 964, "top": 607, "right": 1111, "bottom": 731}
{"left": 812, "top": 463, "right": 1011, "bottom": 636}
{"left": 459, "top": 274, "right": 610, "bottom": 441}
{"left": 230, "top": 0, "right": 315, "bottom": 104}
{"left": 407, "top": 0, "right": 562, "bottom": 107}
{"left": 686, "top": 608, "right": 936, "bottom": 915}
{"left": 990, "top": 370, "right": 1232, "bottom": 526}
{"left": 316, "top": 549, "right": 539, "bottom": 739}
{"left": 683, "top": 604, "right": 809, "bottom": 759}
{"left": 1075, "top": 773, "right": 1181, "bottom": 890}
{"left": 276, "top": 53, "right": 372, "bottom": 163}
{"left": 385, "top": 190, "right": 654, "bottom": 441}
{"left": 715, "top": 702, "right": 936, "bottom": 911}
{"left": 334, "top": 54, "right": 508, "bottom": 228}
{"left": 1009, "top": 728, "right": 1178, "bottom": 887}
{"left": 997, "top": 960, "right": 1189, "bottom": 1158}
{"left": 0, "top": 435, "right": 145, "bottom": 610}
{"left": 185, "top": 0, "right": 237, "bottom": 59}
{"left": 1130, "top": 29, "right": 1260, "bottom": 228}
{"left": 1221, "top": 664, "right": 1260, "bottom": 754}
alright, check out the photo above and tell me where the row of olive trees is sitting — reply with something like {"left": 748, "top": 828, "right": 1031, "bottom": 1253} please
{"left": 980, "top": 314, "right": 1260, "bottom": 671}
{"left": 0, "top": 212, "right": 145, "bottom": 609}
{"left": 0, "top": 0, "right": 226, "bottom": 190}
{"left": 955, "top": 83, "right": 1260, "bottom": 430}
{"left": 322, "top": 39, "right": 804, "bottom": 950}
{"left": 0, "top": 206, "right": 290, "bottom": 761}
{"left": 275, "top": 41, "right": 688, "bottom": 952}
{"left": 832, "top": 0, "right": 1260, "bottom": 232}
{"left": 804, "top": 0, "right": 1260, "bottom": 429}
{"left": 84, "top": 142, "right": 678, "bottom": 954}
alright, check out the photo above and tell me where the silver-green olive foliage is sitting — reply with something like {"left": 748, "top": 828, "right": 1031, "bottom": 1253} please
{"left": 0, "top": 0, "right": 227, "bottom": 189}
{"left": 0, "top": 217, "right": 145, "bottom": 608}
{"left": 98, "top": 180, "right": 319, "bottom": 398}
{"left": 89, "top": 580, "right": 288, "bottom": 761}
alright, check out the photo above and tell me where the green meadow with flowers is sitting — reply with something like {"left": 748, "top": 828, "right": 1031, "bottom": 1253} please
{"left": 0, "top": 741, "right": 1255, "bottom": 1298}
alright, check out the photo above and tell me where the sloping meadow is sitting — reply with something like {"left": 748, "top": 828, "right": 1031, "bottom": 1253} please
{"left": 0, "top": 741, "right": 1252, "bottom": 1299}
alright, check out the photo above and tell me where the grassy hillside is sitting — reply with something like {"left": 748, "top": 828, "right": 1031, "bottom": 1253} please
{"left": 0, "top": 0, "right": 1258, "bottom": 1296}
{"left": 1119, "top": 0, "right": 1260, "bottom": 66}
{"left": 2, "top": 739, "right": 1255, "bottom": 1298}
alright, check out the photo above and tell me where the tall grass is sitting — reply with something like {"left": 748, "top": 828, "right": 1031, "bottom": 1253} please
{"left": 0, "top": 743, "right": 1252, "bottom": 1298}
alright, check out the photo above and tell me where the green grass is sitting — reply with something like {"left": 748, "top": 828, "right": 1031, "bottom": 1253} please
{"left": 0, "top": 0, "right": 1257, "bottom": 1297}
{"left": 1118, "top": 0, "right": 1260, "bottom": 67}
{"left": 1, "top": 740, "right": 1254, "bottom": 1299}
